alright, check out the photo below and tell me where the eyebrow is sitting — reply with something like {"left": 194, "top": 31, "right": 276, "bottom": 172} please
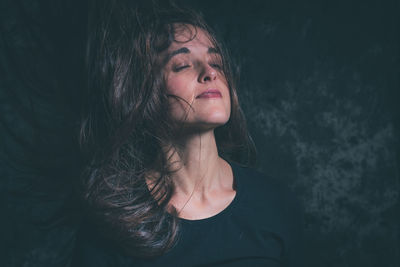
{"left": 165, "top": 47, "right": 221, "bottom": 63}
{"left": 168, "top": 47, "right": 190, "bottom": 61}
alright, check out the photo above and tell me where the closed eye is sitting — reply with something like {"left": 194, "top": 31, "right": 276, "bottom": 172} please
{"left": 173, "top": 65, "right": 190, "bottom": 72}
{"left": 210, "top": 63, "right": 222, "bottom": 70}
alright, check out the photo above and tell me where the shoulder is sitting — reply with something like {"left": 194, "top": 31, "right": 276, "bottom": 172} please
{"left": 231, "top": 161, "right": 303, "bottom": 237}
{"left": 231, "top": 161, "right": 298, "bottom": 210}
{"left": 230, "top": 161, "right": 305, "bottom": 266}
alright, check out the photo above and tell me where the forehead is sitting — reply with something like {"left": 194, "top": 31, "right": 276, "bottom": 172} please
{"left": 168, "top": 24, "right": 214, "bottom": 50}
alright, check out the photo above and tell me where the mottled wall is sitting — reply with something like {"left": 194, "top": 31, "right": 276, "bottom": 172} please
{"left": 195, "top": 1, "right": 399, "bottom": 266}
{"left": 1, "top": 0, "right": 399, "bottom": 266}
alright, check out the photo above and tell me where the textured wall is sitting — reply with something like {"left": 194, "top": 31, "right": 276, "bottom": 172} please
{"left": 196, "top": 1, "right": 399, "bottom": 266}
{"left": 1, "top": 0, "right": 399, "bottom": 266}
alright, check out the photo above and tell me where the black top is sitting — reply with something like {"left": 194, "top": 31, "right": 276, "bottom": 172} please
{"left": 72, "top": 161, "right": 304, "bottom": 266}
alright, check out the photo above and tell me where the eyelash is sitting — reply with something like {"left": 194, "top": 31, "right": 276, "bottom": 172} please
{"left": 173, "top": 65, "right": 190, "bottom": 72}
{"left": 210, "top": 63, "right": 222, "bottom": 70}
{"left": 173, "top": 63, "right": 222, "bottom": 72}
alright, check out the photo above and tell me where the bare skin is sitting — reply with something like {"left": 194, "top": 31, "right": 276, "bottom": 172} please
{"left": 148, "top": 25, "right": 236, "bottom": 220}
{"left": 165, "top": 132, "right": 235, "bottom": 220}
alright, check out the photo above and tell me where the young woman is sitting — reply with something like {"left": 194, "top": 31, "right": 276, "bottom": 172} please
{"left": 72, "top": 1, "right": 303, "bottom": 266}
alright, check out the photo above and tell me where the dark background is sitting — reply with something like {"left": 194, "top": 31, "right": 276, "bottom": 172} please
{"left": 1, "top": 0, "right": 399, "bottom": 266}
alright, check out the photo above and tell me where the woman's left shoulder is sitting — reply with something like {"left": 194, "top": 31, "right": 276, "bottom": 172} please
{"left": 231, "top": 162, "right": 305, "bottom": 265}
{"left": 232, "top": 162, "right": 299, "bottom": 207}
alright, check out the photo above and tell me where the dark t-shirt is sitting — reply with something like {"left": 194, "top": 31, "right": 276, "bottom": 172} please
{"left": 72, "top": 161, "right": 304, "bottom": 266}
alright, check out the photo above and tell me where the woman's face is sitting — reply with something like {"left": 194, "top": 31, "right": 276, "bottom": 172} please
{"left": 163, "top": 25, "right": 231, "bottom": 132}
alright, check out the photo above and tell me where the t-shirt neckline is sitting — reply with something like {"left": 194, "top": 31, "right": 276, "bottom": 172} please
{"left": 178, "top": 159, "right": 241, "bottom": 225}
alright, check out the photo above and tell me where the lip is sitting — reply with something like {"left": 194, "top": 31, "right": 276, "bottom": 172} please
{"left": 196, "top": 89, "right": 222, "bottom": 99}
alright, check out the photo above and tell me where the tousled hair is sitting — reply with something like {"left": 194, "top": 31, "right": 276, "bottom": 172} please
{"left": 79, "top": 0, "right": 256, "bottom": 258}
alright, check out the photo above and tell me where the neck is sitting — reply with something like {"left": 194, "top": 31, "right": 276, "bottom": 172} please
{"left": 164, "top": 129, "right": 224, "bottom": 196}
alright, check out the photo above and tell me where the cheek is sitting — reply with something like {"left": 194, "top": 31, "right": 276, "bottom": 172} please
{"left": 165, "top": 76, "right": 195, "bottom": 118}
{"left": 166, "top": 76, "right": 194, "bottom": 101}
{"left": 226, "top": 90, "right": 232, "bottom": 114}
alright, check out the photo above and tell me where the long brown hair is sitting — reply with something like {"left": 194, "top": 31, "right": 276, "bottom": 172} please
{"left": 79, "top": 0, "right": 256, "bottom": 258}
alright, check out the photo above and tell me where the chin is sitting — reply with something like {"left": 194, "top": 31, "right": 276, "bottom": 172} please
{"left": 178, "top": 116, "right": 230, "bottom": 133}
{"left": 171, "top": 108, "right": 231, "bottom": 132}
{"left": 198, "top": 110, "right": 230, "bottom": 123}
{"left": 199, "top": 107, "right": 230, "bottom": 122}
{"left": 209, "top": 117, "right": 230, "bottom": 126}
{"left": 199, "top": 115, "right": 231, "bottom": 129}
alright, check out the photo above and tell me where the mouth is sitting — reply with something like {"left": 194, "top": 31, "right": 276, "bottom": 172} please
{"left": 196, "top": 89, "right": 222, "bottom": 99}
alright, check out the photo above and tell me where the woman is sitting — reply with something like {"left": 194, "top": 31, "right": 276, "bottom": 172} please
{"left": 73, "top": 1, "right": 303, "bottom": 266}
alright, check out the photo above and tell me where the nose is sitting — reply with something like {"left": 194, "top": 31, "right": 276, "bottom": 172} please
{"left": 198, "top": 64, "right": 217, "bottom": 83}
